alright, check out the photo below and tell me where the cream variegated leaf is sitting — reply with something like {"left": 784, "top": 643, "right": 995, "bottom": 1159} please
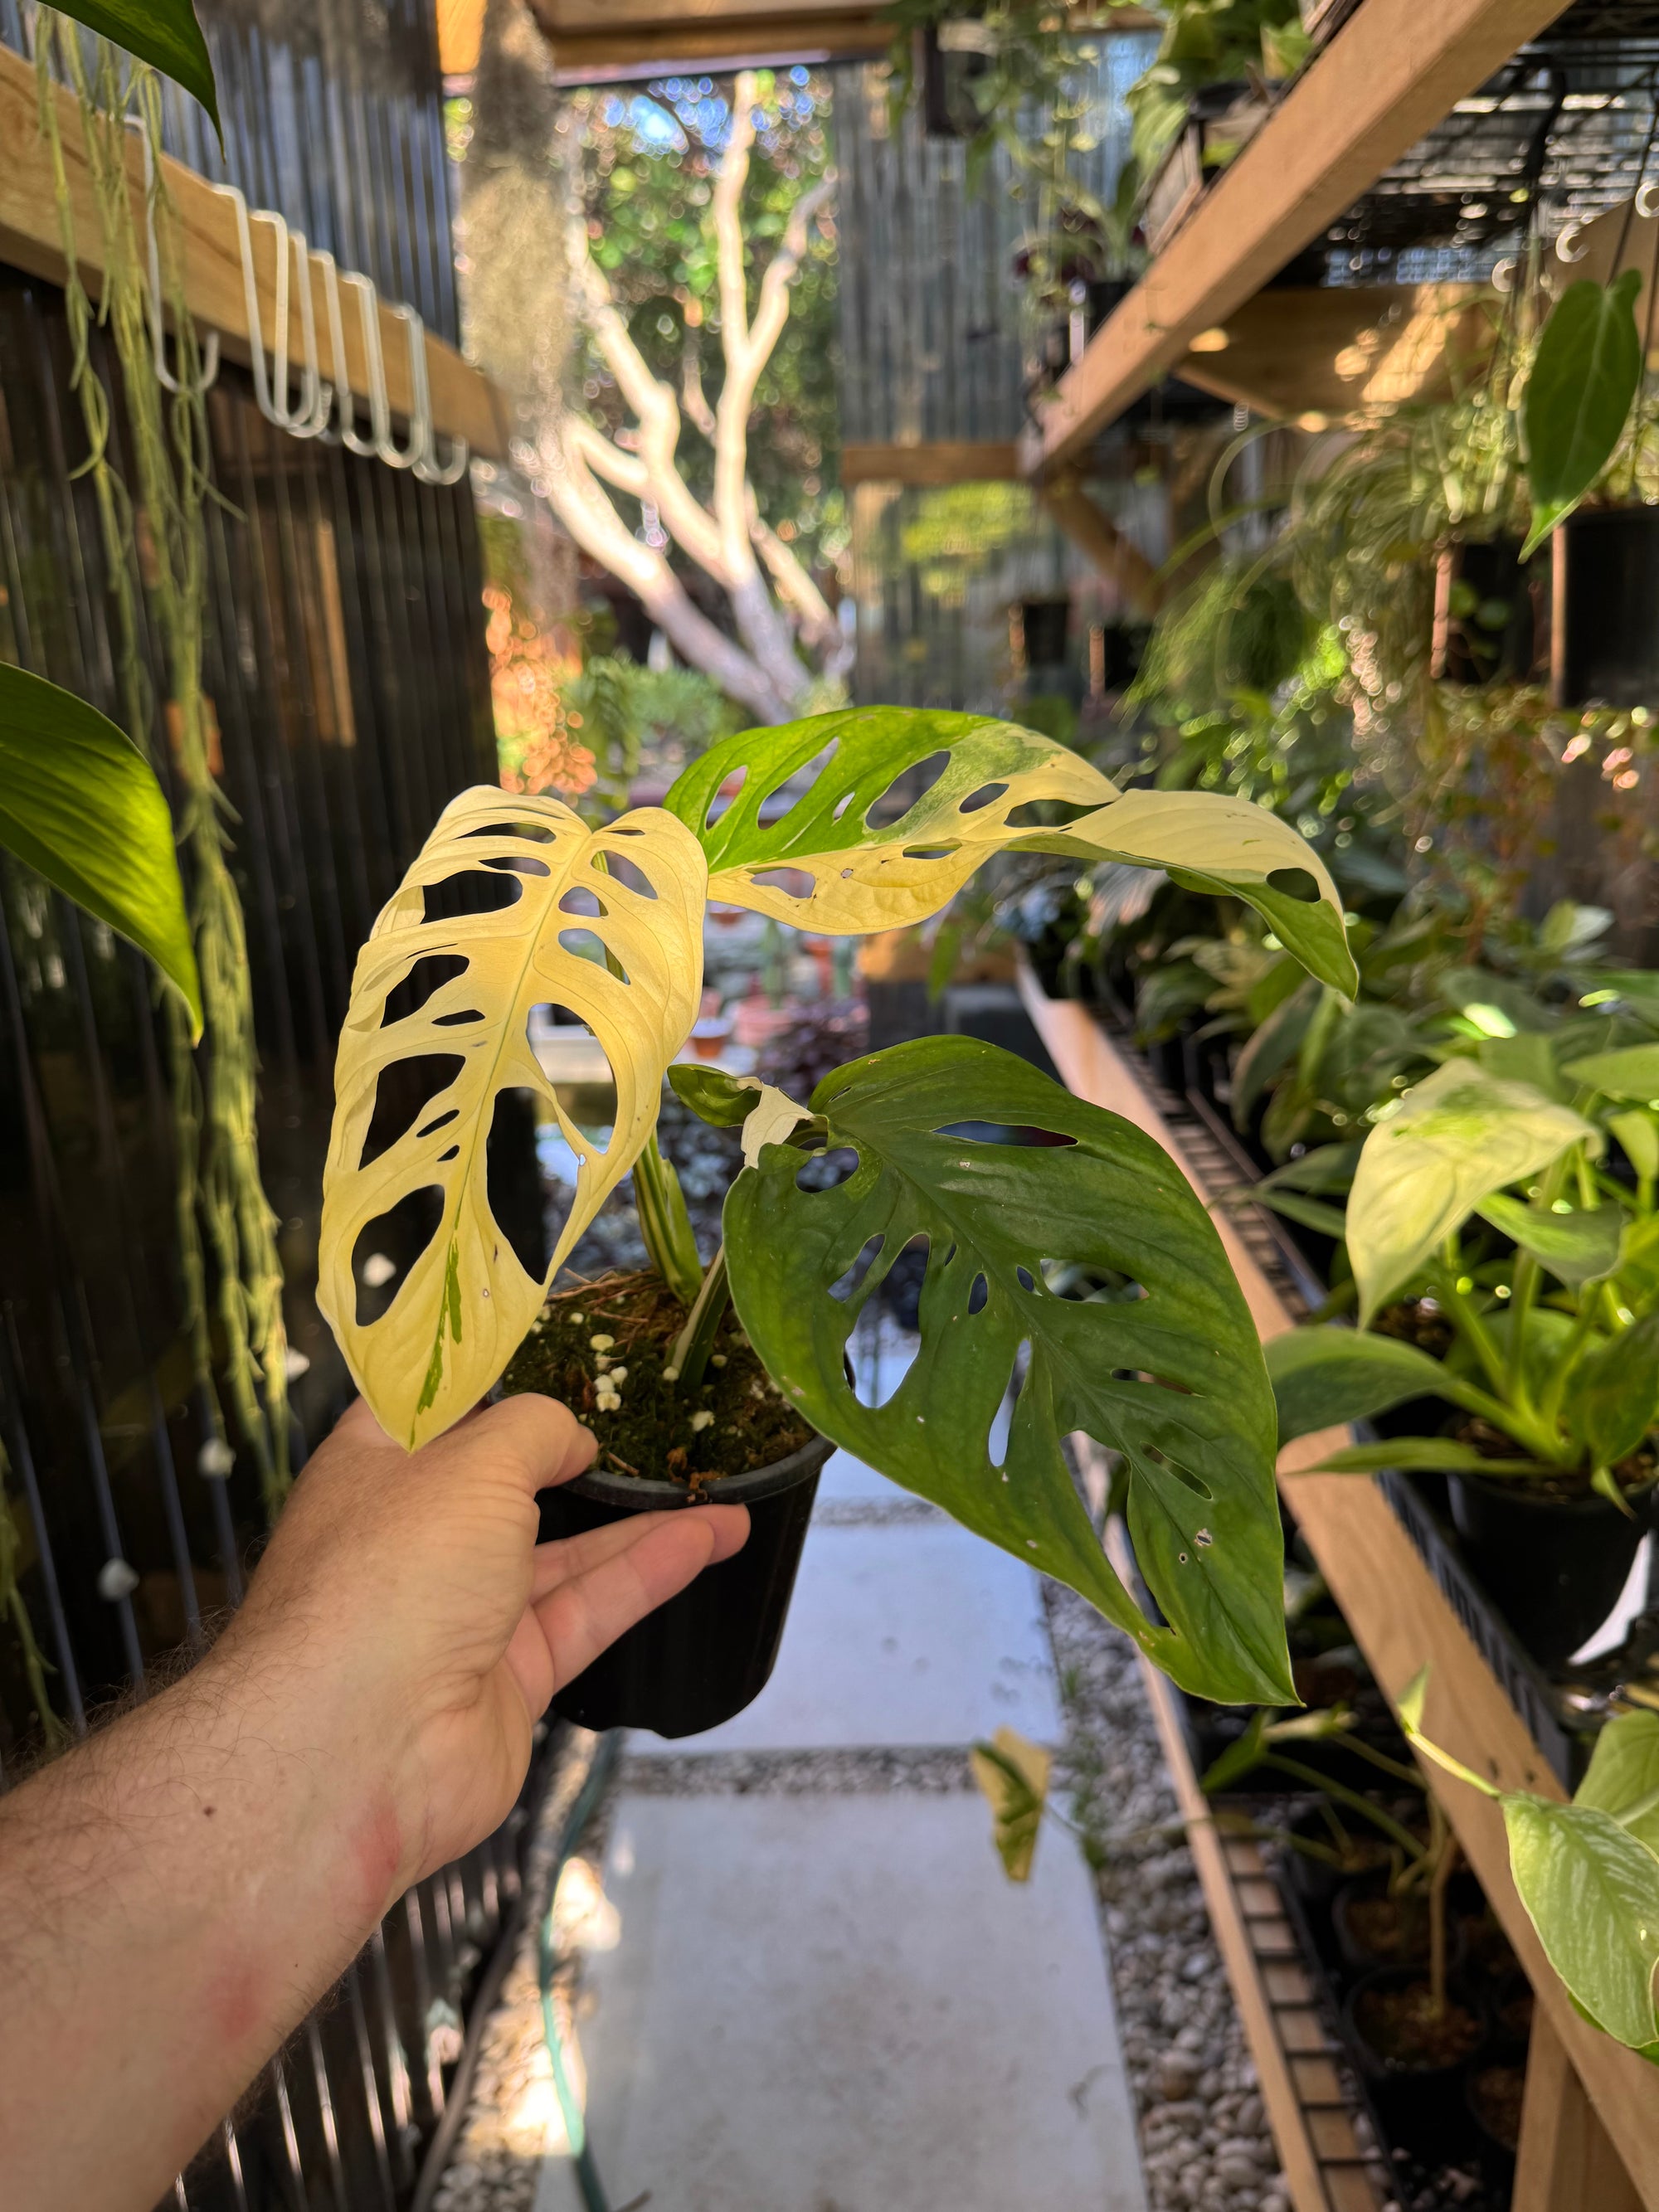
{"left": 665, "top": 707, "right": 1119, "bottom": 936}
{"left": 664, "top": 709, "right": 1355, "bottom": 995}
{"left": 319, "top": 790, "right": 707, "bottom": 1449}
{"left": 1022, "top": 789, "right": 1358, "bottom": 997}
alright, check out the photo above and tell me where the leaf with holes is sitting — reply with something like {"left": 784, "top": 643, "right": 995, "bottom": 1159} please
{"left": 664, "top": 707, "right": 1355, "bottom": 996}
{"left": 665, "top": 706, "right": 1120, "bottom": 935}
{"left": 319, "top": 790, "right": 706, "bottom": 1449}
{"left": 723, "top": 1035, "right": 1293, "bottom": 1705}
{"left": 1026, "top": 790, "right": 1358, "bottom": 998}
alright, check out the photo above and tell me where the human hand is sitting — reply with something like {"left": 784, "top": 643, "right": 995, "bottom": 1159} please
{"left": 217, "top": 1394, "right": 748, "bottom": 1898}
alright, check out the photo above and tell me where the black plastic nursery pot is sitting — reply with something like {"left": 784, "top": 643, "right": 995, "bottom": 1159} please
{"left": 537, "top": 1433, "right": 833, "bottom": 1738}
{"left": 1447, "top": 1470, "right": 1651, "bottom": 1670}
{"left": 1552, "top": 505, "right": 1659, "bottom": 708}
{"left": 1340, "top": 1966, "right": 1487, "bottom": 2167}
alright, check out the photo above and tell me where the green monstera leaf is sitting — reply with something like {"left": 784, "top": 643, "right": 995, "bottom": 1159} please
{"left": 722, "top": 1035, "right": 1294, "bottom": 1706}
{"left": 0, "top": 663, "right": 202, "bottom": 1038}
{"left": 665, "top": 707, "right": 1357, "bottom": 997}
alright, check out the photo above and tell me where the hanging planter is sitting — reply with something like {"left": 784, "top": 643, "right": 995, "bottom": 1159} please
{"left": 1432, "top": 535, "right": 1545, "bottom": 687}
{"left": 1550, "top": 505, "right": 1659, "bottom": 707}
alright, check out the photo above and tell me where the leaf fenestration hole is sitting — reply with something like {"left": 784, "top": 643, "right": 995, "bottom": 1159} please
{"left": 989, "top": 1340, "right": 1029, "bottom": 1471}
{"left": 1005, "top": 799, "right": 1102, "bottom": 831}
{"left": 487, "top": 1087, "right": 548, "bottom": 1281}
{"left": 960, "top": 781, "right": 1009, "bottom": 814}
{"left": 484, "top": 853, "right": 552, "bottom": 878}
{"left": 768, "top": 737, "right": 839, "bottom": 817}
{"left": 460, "top": 819, "right": 557, "bottom": 843}
{"left": 1267, "top": 867, "right": 1321, "bottom": 904}
{"left": 422, "top": 869, "right": 523, "bottom": 923}
{"left": 967, "top": 1272, "right": 990, "bottom": 1315}
{"left": 901, "top": 843, "right": 961, "bottom": 862}
{"left": 416, "top": 1107, "right": 460, "bottom": 1140}
{"left": 1016, "top": 1265, "right": 1037, "bottom": 1293}
{"left": 353, "top": 1186, "right": 444, "bottom": 1326}
{"left": 599, "top": 851, "right": 658, "bottom": 899}
{"left": 431, "top": 1009, "right": 486, "bottom": 1027}
{"left": 360, "top": 1055, "right": 466, "bottom": 1170}
{"left": 868, "top": 747, "right": 949, "bottom": 829}
{"left": 558, "top": 929, "right": 630, "bottom": 983}
{"left": 748, "top": 867, "right": 815, "bottom": 900}
{"left": 382, "top": 953, "right": 469, "bottom": 1028}
{"left": 795, "top": 1145, "right": 859, "bottom": 1194}
{"left": 704, "top": 766, "right": 747, "bottom": 829}
{"left": 559, "top": 887, "right": 607, "bottom": 919}
{"left": 933, "top": 1121, "right": 1078, "bottom": 1148}
{"left": 829, "top": 1232, "right": 885, "bottom": 1304}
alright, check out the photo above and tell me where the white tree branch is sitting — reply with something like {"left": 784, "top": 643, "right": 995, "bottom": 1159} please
{"left": 524, "top": 426, "right": 788, "bottom": 726}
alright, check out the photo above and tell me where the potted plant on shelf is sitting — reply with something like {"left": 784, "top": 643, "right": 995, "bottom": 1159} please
{"left": 317, "top": 706, "right": 1355, "bottom": 1735}
{"left": 1267, "top": 1038, "right": 1659, "bottom": 1665}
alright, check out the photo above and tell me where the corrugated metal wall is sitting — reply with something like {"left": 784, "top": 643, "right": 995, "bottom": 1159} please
{"left": 0, "top": 8, "right": 542, "bottom": 2207}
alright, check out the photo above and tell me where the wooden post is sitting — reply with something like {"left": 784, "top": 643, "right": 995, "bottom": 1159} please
{"left": 1514, "top": 2012, "right": 1642, "bottom": 2212}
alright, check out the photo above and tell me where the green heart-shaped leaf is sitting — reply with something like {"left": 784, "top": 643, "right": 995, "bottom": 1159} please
{"left": 1521, "top": 272, "right": 1644, "bottom": 558}
{"left": 0, "top": 663, "right": 201, "bottom": 1038}
{"left": 723, "top": 1035, "right": 1293, "bottom": 1706}
{"left": 56, "top": 0, "right": 219, "bottom": 132}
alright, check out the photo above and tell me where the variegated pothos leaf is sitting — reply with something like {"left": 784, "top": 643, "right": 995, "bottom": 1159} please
{"left": 319, "top": 790, "right": 707, "bottom": 1448}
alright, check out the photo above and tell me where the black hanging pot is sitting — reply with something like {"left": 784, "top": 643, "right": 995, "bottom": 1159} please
{"left": 1434, "top": 536, "right": 1543, "bottom": 685}
{"left": 1551, "top": 506, "right": 1659, "bottom": 707}
{"left": 537, "top": 1433, "right": 832, "bottom": 1738}
{"left": 1447, "top": 1470, "right": 1650, "bottom": 1670}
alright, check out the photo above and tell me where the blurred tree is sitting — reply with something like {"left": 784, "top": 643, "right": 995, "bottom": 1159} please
{"left": 457, "top": 7, "right": 847, "bottom": 723}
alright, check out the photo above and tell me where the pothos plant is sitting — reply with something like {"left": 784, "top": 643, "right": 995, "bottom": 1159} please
{"left": 1267, "top": 1033, "right": 1659, "bottom": 1500}
{"left": 318, "top": 705, "right": 1358, "bottom": 1707}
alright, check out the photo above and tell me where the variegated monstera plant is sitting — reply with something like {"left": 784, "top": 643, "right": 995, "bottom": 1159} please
{"left": 319, "top": 707, "right": 1357, "bottom": 1704}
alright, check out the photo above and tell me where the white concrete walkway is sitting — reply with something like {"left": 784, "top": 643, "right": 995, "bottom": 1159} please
{"left": 535, "top": 1402, "right": 1149, "bottom": 2212}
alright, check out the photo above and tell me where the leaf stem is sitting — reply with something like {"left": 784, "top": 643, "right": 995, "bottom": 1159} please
{"left": 667, "top": 1245, "right": 731, "bottom": 1391}
{"left": 634, "top": 1133, "right": 703, "bottom": 1309}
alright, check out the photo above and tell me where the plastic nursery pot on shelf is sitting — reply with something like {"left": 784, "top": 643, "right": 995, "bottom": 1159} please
{"left": 1332, "top": 1875, "right": 1461, "bottom": 1979}
{"left": 1464, "top": 2062, "right": 1525, "bottom": 2195}
{"left": 534, "top": 1433, "right": 832, "bottom": 1738}
{"left": 1340, "top": 1966, "right": 1488, "bottom": 2166}
{"left": 1446, "top": 1469, "right": 1652, "bottom": 1670}
{"left": 1551, "top": 506, "right": 1659, "bottom": 707}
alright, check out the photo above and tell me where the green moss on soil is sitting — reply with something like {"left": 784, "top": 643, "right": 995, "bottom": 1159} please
{"left": 499, "top": 1270, "right": 814, "bottom": 1489}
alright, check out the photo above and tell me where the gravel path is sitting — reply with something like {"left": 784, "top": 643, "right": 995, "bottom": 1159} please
{"left": 1045, "top": 1583, "right": 1293, "bottom": 2212}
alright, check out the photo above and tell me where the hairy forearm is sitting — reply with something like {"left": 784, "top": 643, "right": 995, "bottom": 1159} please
{"left": 0, "top": 1633, "right": 400, "bottom": 2211}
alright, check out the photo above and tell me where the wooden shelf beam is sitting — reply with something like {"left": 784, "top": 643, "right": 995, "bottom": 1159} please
{"left": 0, "top": 45, "right": 510, "bottom": 460}
{"left": 1023, "top": 0, "right": 1573, "bottom": 474}
{"left": 531, "top": 0, "right": 893, "bottom": 75}
{"left": 1017, "top": 970, "right": 1659, "bottom": 2208}
{"left": 840, "top": 440, "right": 1022, "bottom": 486}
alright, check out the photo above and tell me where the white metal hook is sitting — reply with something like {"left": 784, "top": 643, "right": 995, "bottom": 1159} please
{"left": 134, "top": 122, "right": 220, "bottom": 398}
{"left": 402, "top": 308, "right": 469, "bottom": 486}
{"left": 380, "top": 304, "right": 434, "bottom": 472}
{"left": 1638, "top": 182, "right": 1659, "bottom": 220}
{"left": 317, "top": 254, "right": 385, "bottom": 456}
{"left": 1556, "top": 220, "right": 1589, "bottom": 265}
{"left": 1491, "top": 256, "right": 1518, "bottom": 294}
{"left": 214, "top": 183, "right": 331, "bottom": 437}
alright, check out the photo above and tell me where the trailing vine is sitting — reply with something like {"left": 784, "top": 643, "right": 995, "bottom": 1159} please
{"left": 35, "top": 17, "right": 291, "bottom": 1520}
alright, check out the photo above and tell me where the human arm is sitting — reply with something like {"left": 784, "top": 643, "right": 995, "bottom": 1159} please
{"left": 0, "top": 1393, "right": 747, "bottom": 2211}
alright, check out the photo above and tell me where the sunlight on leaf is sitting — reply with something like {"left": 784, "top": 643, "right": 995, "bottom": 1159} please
{"left": 0, "top": 662, "right": 202, "bottom": 1039}
{"left": 1521, "top": 273, "right": 1643, "bottom": 558}
{"left": 1345, "top": 1062, "right": 1594, "bottom": 1322}
{"left": 319, "top": 790, "right": 706, "bottom": 1448}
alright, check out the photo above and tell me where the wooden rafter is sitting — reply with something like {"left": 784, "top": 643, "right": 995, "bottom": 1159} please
{"left": 0, "top": 45, "right": 508, "bottom": 458}
{"left": 840, "top": 440, "right": 1022, "bottom": 486}
{"left": 1024, "top": 0, "right": 1575, "bottom": 474}
{"left": 531, "top": 0, "right": 893, "bottom": 76}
